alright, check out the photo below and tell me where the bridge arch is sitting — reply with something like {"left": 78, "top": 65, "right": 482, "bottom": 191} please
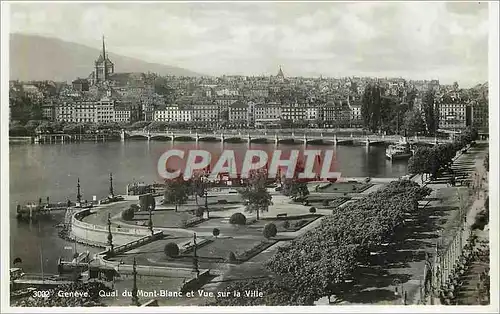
{"left": 249, "top": 138, "right": 270, "bottom": 144}
{"left": 223, "top": 137, "right": 245, "bottom": 143}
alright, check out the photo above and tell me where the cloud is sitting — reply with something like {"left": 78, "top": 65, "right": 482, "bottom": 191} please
{"left": 9, "top": 2, "right": 489, "bottom": 86}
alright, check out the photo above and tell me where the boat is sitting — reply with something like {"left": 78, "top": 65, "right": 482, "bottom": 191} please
{"left": 386, "top": 138, "right": 413, "bottom": 160}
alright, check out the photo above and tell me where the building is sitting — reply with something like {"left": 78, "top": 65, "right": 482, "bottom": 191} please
{"left": 228, "top": 100, "right": 249, "bottom": 127}
{"left": 348, "top": 102, "right": 362, "bottom": 126}
{"left": 276, "top": 66, "right": 285, "bottom": 83}
{"left": 114, "top": 104, "right": 132, "bottom": 123}
{"left": 72, "top": 78, "right": 90, "bottom": 92}
{"left": 154, "top": 105, "right": 192, "bottom": 122}
{"left": 305, "top": 107, "right": 319, "bottom": 121}
{"left": 438, "top": 102, "right": 470, "bottom": 130}
{"left": 72, "top": 100, "right": 96, "bottom": 123}
{"left": 96, "top": 96, "right": 115, "bottom": 123}
{"left": 215, "top": 96, "right": 240, "bottom": 111}
{"left": 41, "top": 100, "right": 56, "bottom": 121}
{"left": 89, "top": 37, "right": 115, "bottom": 85}
{"left": 254, "top": 102, "right": 281, "bottom": 127}
{"left": 281, "top": 103, "right": 307, "bottom": 122}
{"left": 322, "top": 100, "right": 351, "bottom": 127}
{"left": 189, "top": 103, "right": 219, "bottom": 127}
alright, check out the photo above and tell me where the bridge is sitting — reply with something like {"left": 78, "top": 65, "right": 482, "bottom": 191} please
{"left": 121, "top": 129, "right": 451, "bottom": 146}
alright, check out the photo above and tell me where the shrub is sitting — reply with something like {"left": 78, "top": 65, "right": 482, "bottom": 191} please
{"left": 282, "top": 221, "right": 290, "bottom": 229}
{"left": 213, "top": 228, "right": 220, "bottom": 238}
{"left": 309, "top": 207, "right": 316, "bottom": 213}
{"left": 164, "top": 243, "right": 180, "bottom": 258}
{"left": 227, "top": 251, "right": 237, "bottom": 263}
{"left": 229, "top": 213, "right": 247, "bottom": 225}
{"left": 293, "top": 219, "right": 308, "bottom": 228}
{"left": 263, "top": 223, "right": 278, "bottom": 239}
{"left": 218, "top": 199, "right": 228, "bottom": 204}
{"left": 121, "top": 207, "right": 134, "bottom": 221}
{"left": 130, "top": 204, "right": 140, "bottom": 211}
{"left": 196, "top": 207, "right": 205, "bottom": 217}
{"left": 322, "top": 200, "right": 330, "bottom": 207}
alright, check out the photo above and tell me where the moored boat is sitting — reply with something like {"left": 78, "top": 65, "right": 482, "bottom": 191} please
{"left": 386, "top": 138, "right": 413, "bottom": 160}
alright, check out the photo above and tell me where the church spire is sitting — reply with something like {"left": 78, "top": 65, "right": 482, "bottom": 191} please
{"left": 277, "top": 65, "right": 284, "bottom": 78}
{"left": 102, "top": 35, "right": 106, "bottom": 59}
{"left": 102, "top": 35, "right": 108, "bottom": 80}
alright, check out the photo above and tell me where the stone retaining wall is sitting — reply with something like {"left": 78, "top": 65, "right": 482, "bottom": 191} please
{"left": 71, "top": 208, "right": 150, "bottom": 245}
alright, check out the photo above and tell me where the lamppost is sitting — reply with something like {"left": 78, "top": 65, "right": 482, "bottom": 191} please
{"left": 193, "top": 233, "right": 199, "bottom": 278}
{"left": 107, "top": 213, "right": 114, "bottom": 254}
{"left": 109, "top": 172, "right": 114, "bottom": 198}
{"left": 131, "top": 257, "right": 140, "bottom": 306}
{"left": 148, "top": 202, "right": 153, "bottom": 236}
{"left": 203, "top": 175, "right": 209, "bottom": 219}
{"left": 76, "top": 178, "right": 82, "bottom": 204}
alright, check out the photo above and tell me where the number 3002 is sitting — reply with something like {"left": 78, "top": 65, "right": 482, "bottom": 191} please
{"left": 33, "top": 290, "right": 51, "bottom": 298}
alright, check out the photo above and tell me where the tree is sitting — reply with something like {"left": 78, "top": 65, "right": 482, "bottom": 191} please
{"left": 164, "top": 243, "right": 180, "bottom": 257}
{"left": 121, "top": 206, "right": 135, "bottom": 221}
{"left": 484, "top": 153, "right": 489, "bottom": 172}
{"left": 361, "top": 84, "right": 382, "bottom": 132}
{"left": 212, "top": 228, "right": 220, "bottom": 238}
{"left": 408, "top": 147, "right": 431, "bottom": 183}
{"left": 9, "top": 125, "right": 28, "bottom": 136}
{"left": 402, "top": 110, "right": 425, "bottom": 135}
{"left": 239, "top": 170, "right": 272, "bottom": 220}
{"left": 422, "top": 89, "right": 438, "bottom": 135}
{"left": 164, "top": 178, "right": 190, "bottom": 212}
{"left": 263, "top": 179, "right": 431, "bottom": 304}
{"left": 227, "top": 252, "right": 237, "bottom": 263}
{"left": 281, "top": 178, "right": 310, "bottom": 201}
{"left": 196, "top": 207, "right": 205, "bottom": 217}
{"left": 263, "top": 223, "right": 278, "bottom": 239}
{"left": 229, "top": 213, "right": 247, "bottom": 225}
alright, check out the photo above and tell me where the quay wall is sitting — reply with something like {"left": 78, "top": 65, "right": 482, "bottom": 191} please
{"left": 71, "top": 208, "right": 149, "bottom": 246}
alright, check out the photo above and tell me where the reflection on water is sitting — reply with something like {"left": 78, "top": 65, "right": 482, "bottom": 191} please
{"left": 9, "top": 141, "right": 408, "bottom": 273}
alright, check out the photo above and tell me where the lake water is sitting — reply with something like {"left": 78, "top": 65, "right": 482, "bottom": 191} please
{"left": 9, "top": 140, "right": 409, "bottom": 273}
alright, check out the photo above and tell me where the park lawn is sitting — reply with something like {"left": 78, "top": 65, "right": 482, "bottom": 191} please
{"left": 257, "top": 216, "right": 320, "bottom": 232}
{"left": 196, "top": 238, "right": 263, "bottom": 259}
{"left": 130, "top": 210, "right": 196, "bottom": 228}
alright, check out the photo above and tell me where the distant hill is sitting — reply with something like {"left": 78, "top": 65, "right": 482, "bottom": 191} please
{"left": 9, "top": 33, "right": 204, "bottom": 82}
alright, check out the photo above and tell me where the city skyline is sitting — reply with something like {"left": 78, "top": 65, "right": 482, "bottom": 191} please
{"left": 9, "top": 2, "right": 489, "bottom": 87}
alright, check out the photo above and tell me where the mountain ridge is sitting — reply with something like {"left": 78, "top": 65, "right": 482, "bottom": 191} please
{"left": 9, "top": 33, "right": 205, "bottom": 82}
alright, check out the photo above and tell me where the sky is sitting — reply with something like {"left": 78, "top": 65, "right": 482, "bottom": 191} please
{"left": 9, "top": 1, "right": 490, "bottom": 87}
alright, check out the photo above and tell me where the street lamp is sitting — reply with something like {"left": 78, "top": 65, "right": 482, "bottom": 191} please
{"left": 109, "top": 172, "right": 114, "bottom": 198}
{"left": 131, "top": 257, "right": 140, "bottom": 306}
{"left": 76, "top": 178, "right": 82, "bottom": 204}
{"left": 202, "top": 175, "right": 210, "bottom": 219}
{"left": 193, "top": 233, "right": 199, "bottom": 278}
{"left": 107, "top": 213, "right": 114, "bottom": 254}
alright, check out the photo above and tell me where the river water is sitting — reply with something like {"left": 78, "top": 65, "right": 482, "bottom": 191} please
{"left": 9, "top": 140, "right": 409, "bottom": 274}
